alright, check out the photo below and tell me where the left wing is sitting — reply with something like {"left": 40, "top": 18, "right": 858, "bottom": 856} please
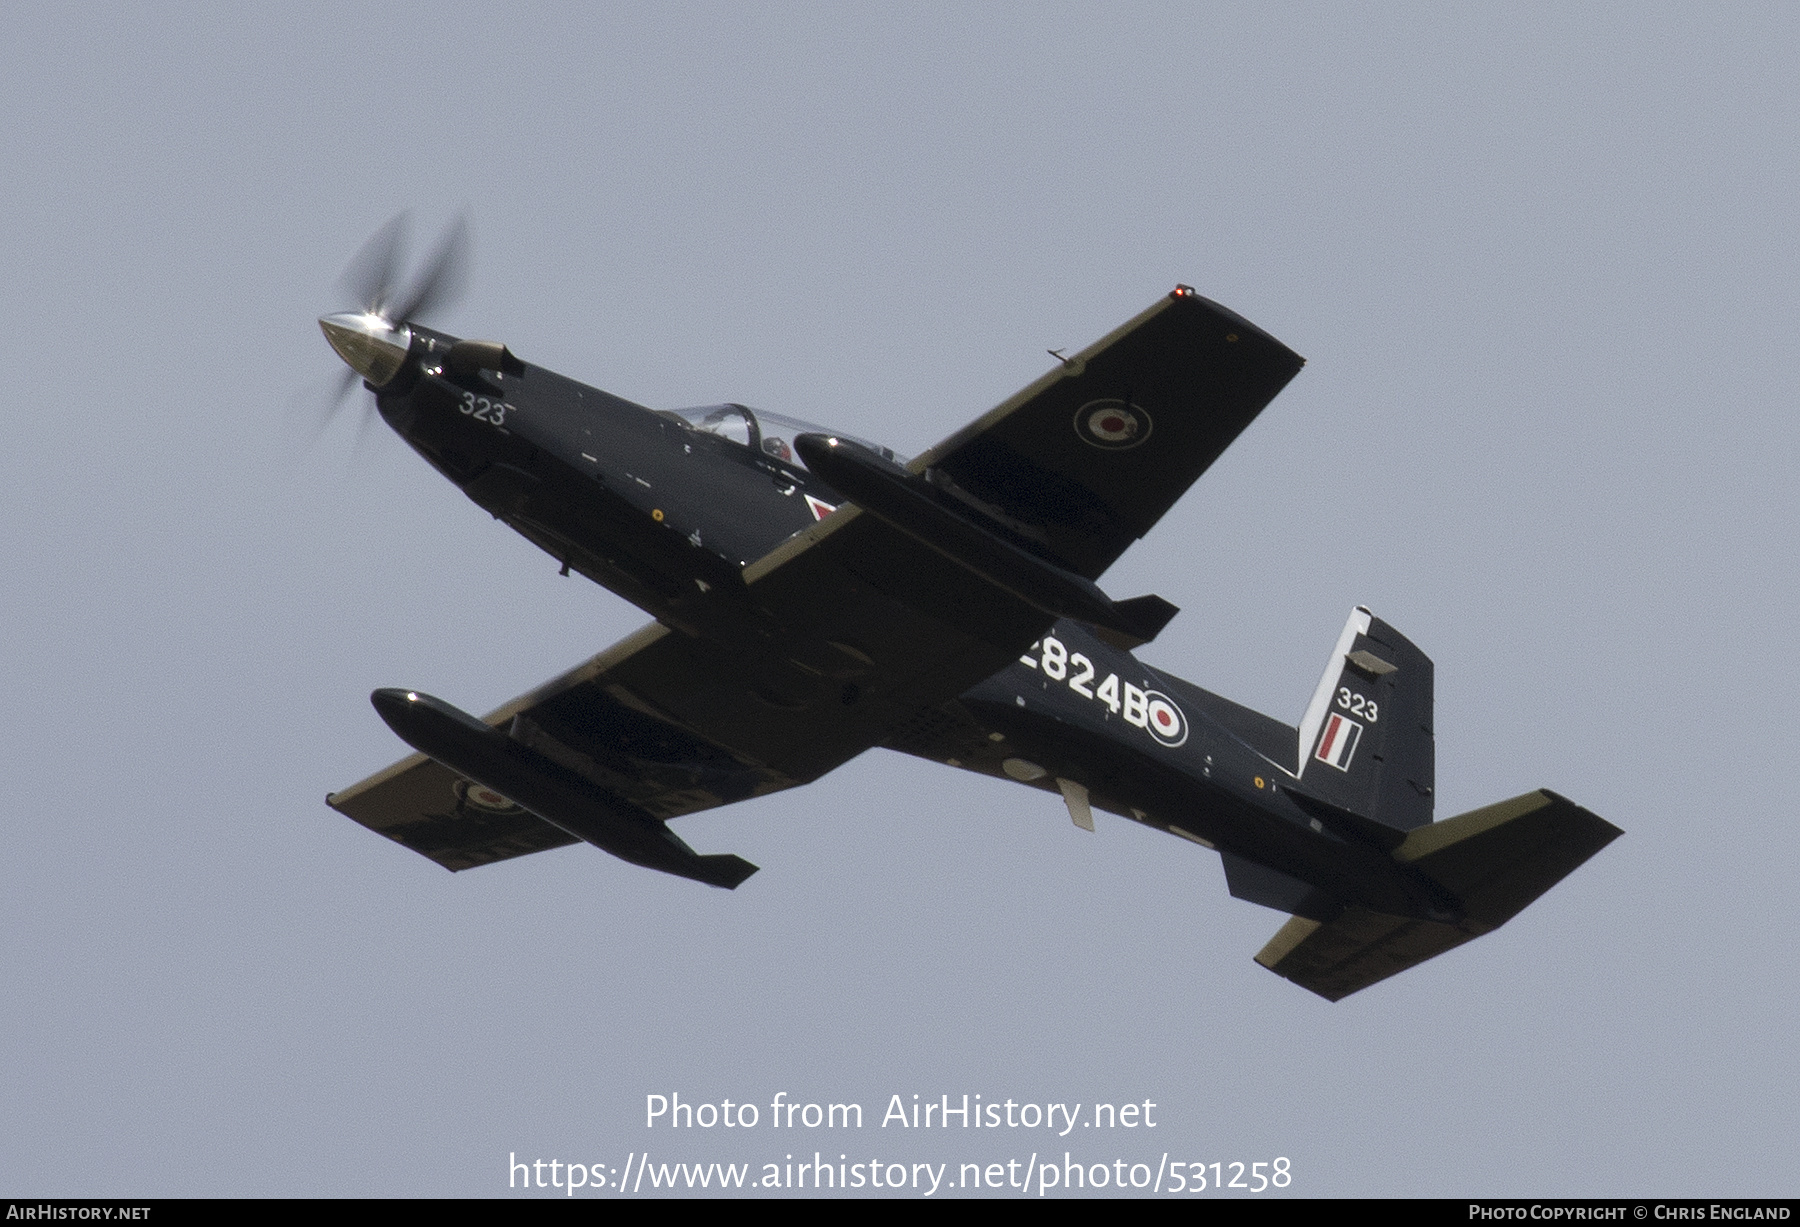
{"left": 327, "top": 624, "right": 794, "bottom": 872}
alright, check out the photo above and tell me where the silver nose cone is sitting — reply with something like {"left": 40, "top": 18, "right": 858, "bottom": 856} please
{"left": 319, "top": 311, "right": 413, "bottom": 387}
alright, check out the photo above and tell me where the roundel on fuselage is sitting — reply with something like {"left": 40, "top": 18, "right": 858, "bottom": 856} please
{"left": 1143, "top": 690, "right": 1188, "bottom": 747}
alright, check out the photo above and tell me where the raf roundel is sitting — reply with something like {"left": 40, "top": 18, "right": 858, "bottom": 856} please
{"left": 1143, "top": 689, "right": 1188, "bottom": 747}
{"left": 455, "top": 778, "right": 524, "bottom": 814}
{"left": 1074, "top": 399, "right": 1152, "bottom": 450}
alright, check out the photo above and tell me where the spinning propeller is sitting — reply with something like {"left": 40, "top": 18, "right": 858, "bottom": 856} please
{"left": 311, "top": 212, "right": 470, "bottom": 437}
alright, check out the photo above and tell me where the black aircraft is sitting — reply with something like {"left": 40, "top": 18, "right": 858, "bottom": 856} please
{"left": 320, "top": 221, "right": 1620, "bottom": 1001}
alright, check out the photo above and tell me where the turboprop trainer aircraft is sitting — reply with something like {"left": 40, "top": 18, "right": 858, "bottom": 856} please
{"left": 319, "top": 218, "right": 1620, "bottom": 1001}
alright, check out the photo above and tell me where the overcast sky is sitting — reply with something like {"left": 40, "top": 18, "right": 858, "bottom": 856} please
{"left": 3, "top": 3, "right": 1794, "bottom": 1198}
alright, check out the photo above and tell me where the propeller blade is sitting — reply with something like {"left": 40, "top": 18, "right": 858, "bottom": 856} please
{"left": 329, "top": 364, "right": 360, "bottom": 419}
{"left": 302, "top": 211, "right": 473, "bottom": 458}
{"left": 285, "top": 366, "right": 363, "bottom": 446}
{"left": 392, "top": 213, "right": 469, "bottom": 324}
{"left": 352, "top": 392, "right": 382, "bottom": 452}
{"left": 336, "top": 212, "right": 410, "bottom": 316}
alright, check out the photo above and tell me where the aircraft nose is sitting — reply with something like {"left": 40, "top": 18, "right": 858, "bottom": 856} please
{"left": 319, "top": 311, "right": 413, "bottom": 387}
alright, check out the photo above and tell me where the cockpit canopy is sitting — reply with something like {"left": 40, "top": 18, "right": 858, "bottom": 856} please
{"left": 667, "top": 404, "right": 906, "bottom": 471}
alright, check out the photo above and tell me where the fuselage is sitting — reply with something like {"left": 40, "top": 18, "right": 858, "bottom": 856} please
{"left": 377, "top": 326, "right": 844, "bottom": 628}
{"left": 368, "top": 324, "right": 1453, "bottom": 922}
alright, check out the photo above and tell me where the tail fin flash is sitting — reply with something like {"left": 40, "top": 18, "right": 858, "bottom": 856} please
{"left": 1294, "top": 607, "right": 1435, "bottom": 834}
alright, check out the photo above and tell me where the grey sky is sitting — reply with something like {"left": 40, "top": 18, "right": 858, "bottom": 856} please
{"left": 2, "top": 3, "right": 1794, "bottom": 1197}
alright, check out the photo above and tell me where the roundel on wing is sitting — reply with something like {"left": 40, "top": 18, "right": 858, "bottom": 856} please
{"left": 1074, "top": 399, "right": 1152, "bottom": 450}
{"left": 455, "top": 778, "right": 524, "bottom": 814}
{"left": 1143, "top": 690, "right": 1188, "bottom": 748}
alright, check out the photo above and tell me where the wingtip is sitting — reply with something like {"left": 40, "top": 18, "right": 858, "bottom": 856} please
{"left": 697, "top": 854, "right": 760, "bottom": 890}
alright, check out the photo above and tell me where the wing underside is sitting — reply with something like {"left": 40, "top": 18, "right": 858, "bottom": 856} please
{"left": 915, "top": 290, "right": 1305, "bottom": 578}
{"left": 326, "top": 625, "right": 802, "bottom": 871}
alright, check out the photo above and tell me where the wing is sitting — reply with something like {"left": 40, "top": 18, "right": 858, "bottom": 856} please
{"left": 331, "top": 290, "right": 1305, "bottom": 874}
{"left": 912, "top": 288, "right": 1305, "bottom": 579}
{"left": 328, "top": 624, "right": 787, "bottom": 871}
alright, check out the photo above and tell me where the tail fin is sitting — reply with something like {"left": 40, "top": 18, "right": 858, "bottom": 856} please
{"left": 1254, "top": 790, "right": 1622, "bottom": 1000}
{"left": 1293, "top": 607, "right": 1434, "bottom": 835}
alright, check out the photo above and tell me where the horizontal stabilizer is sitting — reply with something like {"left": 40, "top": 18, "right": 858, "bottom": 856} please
{"left": 1254, "top": 790, "right": 1621, "bottom": 1000}
{"left": 1398, "top": 788, "right": 1621, "bottom": 927}
{"left": 1253, "top": 907, "right": 1475, "bottom": 1003}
